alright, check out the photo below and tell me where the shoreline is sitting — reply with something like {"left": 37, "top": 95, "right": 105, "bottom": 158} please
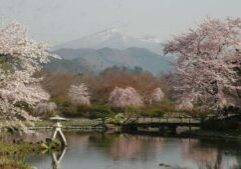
{"left": 120, "top": 129, "right": 241, "bottom": 141}
{"left": 29, "top": 119, "right": 241, "bottom": 140}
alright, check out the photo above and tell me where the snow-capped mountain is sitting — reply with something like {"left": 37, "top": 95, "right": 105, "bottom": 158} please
{"left": 46, "top": 47, "right": 172, "bottom": 74}
{"left": 49, "top": 28, "right": 173, "bottom": 74}
{"left": 53, "top": 28, "right": 162, "bottom": 54}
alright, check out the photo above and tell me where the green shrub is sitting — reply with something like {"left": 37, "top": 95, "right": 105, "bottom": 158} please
{"left": 110, "top": 106, "right": 125, "bottom": 114}
{"left": 158, "top": 100, "right": 175, "bottom": 112}
{"left": 61, "top": 105, "right": 79, "bottom": 117}
{"left": 141, "top": 109, "right": 164, "bottom": 117}
{"left": 62, "top": 104, "right": 115, "bottom": 119}
{"left": 90, "top": 105, "right": 114, "bottom": 119}
{"left": 108, "top": 113, "right": 125, "bottom": 123}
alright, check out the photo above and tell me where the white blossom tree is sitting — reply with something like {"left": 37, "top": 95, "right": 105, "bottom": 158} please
{"left": 163, "top": 18, "right": 241, "bottom": 115}
{"left": 149, "top": 88, "right": 165, "bottom": 104}
{"left": 34, "top": 102, "right": 57, "bottom": 118}
{"left": 0, "top": 20, "right": 54, "bottom": 131}
{"left": 108, "top": 87, "right": 143, "bottom": 108}
{"left": 176, "top": 100, "right": 194, "bottom": 111}
{"left": 68, "top": 83, "right": 91, "bottom": 105}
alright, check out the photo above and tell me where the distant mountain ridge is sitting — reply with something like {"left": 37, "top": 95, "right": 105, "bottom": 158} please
{"left": 53, "top": 28, "right": 162, "bottom": 54}
{"left": 45, "top": 47, "right": 172, "bottom": 74}
{"left": 49, "top": 28, "right": 173, "bottom": 74}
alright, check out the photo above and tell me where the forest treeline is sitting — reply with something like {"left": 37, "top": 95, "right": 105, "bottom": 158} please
{"left": 38, "top": 66, "right": 175, "bottom": 119}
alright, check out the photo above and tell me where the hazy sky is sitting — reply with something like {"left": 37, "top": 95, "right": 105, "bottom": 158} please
{"left": 1, "top": 0, "right": 241, "bottom": 45}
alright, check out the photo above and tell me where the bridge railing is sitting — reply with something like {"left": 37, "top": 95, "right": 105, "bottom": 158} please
{"left": 125, "top": 117, "right": 202, "bottom": 124}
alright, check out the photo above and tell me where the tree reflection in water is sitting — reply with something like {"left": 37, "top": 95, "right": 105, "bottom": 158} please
{"left": 181, "top": 139, "right": 240, "bottom": 169}
{"left": 88, "top": 133, "right": 164, "bottom": 161}
{"left": 88, "top": 134, "right": 241, "bottom": 169}
{"left": 27, "top": 133, "right": 241, "bottom": 169}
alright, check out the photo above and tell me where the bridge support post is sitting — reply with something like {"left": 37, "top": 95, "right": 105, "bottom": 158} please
{"left": 169, "top": 125, "right": 177, "bottom": 134}
{"left": 159, "top": 126, "right": 166, "bottom": 133}
{"left": 121, "top": 125, "right": 138, "bottom": 132}
{"left": 188, "top": 125, "right": 191, "bottom": 132}
{"left": 129, "top": 125, "right": 138, "bottom": 132}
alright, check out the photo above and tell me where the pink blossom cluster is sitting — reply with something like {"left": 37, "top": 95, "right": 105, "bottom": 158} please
{"left": 164, "top": 18, "right": 241, "bottom": 112}
{"left": 149, "top": 88, "right": 165, "bottom": 103}
{"left": 108, "top": 87, "right": 143, "bottom": 107}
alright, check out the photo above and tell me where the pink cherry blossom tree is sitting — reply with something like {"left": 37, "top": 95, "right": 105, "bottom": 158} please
{"left": 108, "top": 87, "right": 143, "bottom": 108}
{"left": 149, "top": 87, "right": 165, "bottom": 104}
{"left": 68, "top": 83, "right": 91, "bottom": 105}
{"left": 176, "top": 100, "right": 194, "bottom": 111}
{"left": 0, "top": 20, "right": 54, "bottom": 132}
{"left": 163, "top": 18, "right": 241, "bottom": 115}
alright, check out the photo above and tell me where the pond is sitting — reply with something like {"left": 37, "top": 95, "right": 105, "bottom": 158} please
{"left": 26, "top": 132, "right": 241, "bottom": 169}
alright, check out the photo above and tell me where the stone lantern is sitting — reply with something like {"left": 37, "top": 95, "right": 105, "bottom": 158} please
{"left": 49, "top": 116, "right": 68, "bottom": 147}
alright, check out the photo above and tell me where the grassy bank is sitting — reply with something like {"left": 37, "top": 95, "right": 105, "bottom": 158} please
{"left": 34, "top": 118, "right": 103, "bottom": 127}
{"left": 0, "top": 137, "right": 62, "bottom": 169}
{"left": 0, "top": 141, "right": 42, "bottom": 169}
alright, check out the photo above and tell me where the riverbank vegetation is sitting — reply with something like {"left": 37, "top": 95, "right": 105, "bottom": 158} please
{"left": 0, "top": 141, "right": 41, "bottom": 169}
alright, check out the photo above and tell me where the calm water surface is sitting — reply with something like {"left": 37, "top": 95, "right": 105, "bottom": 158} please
{"left": 26, "top": 132, "right": 241, "bottom": 169}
